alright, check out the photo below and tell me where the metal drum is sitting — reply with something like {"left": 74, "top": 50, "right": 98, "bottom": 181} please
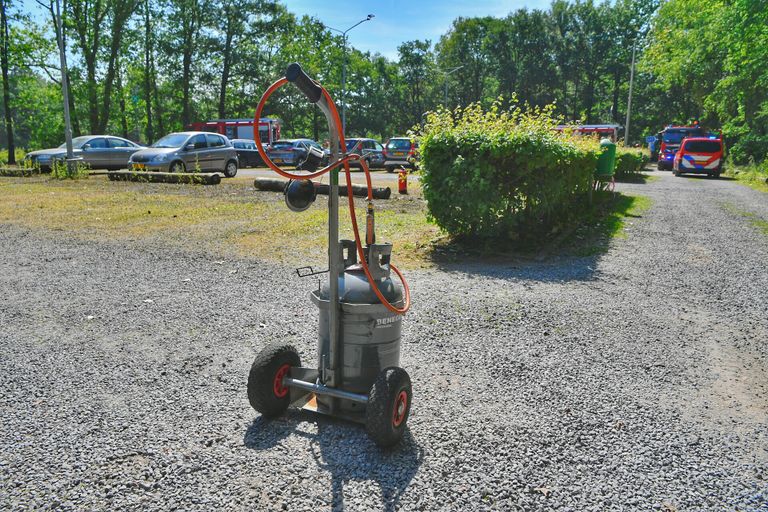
{"left": 310, "top": 244, "right": 403, "bottom": 412}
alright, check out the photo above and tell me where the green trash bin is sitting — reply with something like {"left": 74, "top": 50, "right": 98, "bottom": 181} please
{"left": 595, "top": 138, "right": 616, "bottom": 178}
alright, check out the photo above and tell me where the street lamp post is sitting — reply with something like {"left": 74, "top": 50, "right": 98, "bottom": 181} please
{"left": 442, "top": 65, "right": 464, "bottom": 106}
{"left": 624, "top": 44, "right": 637, "bottom": 147}
{"left": 327, "top": 14, "right": 374, "bottom": 134}
{"left": 52, "top": 0, "right": 73, "bottom": 161}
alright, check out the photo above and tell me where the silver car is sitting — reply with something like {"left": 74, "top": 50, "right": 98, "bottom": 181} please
{"left": 24, "top": 135, "right": 144, "bottom": 171}
{"left": 128, "top": 132, "right": 239, "bottom": 178}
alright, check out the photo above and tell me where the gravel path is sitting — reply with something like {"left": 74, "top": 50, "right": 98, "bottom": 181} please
{"left": 1, "top": 171, "right": 766, "bottom": 511}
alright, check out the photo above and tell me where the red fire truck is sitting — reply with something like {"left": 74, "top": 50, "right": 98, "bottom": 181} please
{"left": 187, "top": 118, "right": 281, "bottom": 145}
{"left": 656, "top": 122, "right": 705, "bottom": 170}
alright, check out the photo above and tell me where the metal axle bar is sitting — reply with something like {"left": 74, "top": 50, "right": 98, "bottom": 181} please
{"left": 284, "top": 377, "right": 369, "bottom": 404}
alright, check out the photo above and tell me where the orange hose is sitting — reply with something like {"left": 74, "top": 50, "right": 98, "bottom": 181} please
{"left": 254, "top": 78, "right": 411, "bottom": 315}
{"left": 254, "top": 79, "right": 355, "bottom": 180}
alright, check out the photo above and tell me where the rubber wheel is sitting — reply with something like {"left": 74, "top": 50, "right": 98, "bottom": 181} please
{"left": 385, "top": 166, "right": 395, "bottom": 173}
{"left": 170, "top": 161, "right": 185, "bottom": 173}
{"left": 224, "top": 160, "right": 238, "bottom": 178}
{"left": 247, "top": 343, "right": 300, "bottom": 417}
{"left": 366, "top": 367, "right": 412, "bottom": 448}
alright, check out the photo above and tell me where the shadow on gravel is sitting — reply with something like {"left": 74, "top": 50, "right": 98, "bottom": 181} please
{"left": 425, "top": 192, "right": 648, "bottom": 283}
{"left": 244, "top": 411, "right": 424, "bottom": 511}
{"left": 614, "top": 172, "right": 656, "bottom": 184}
{"left": 679, "top": 174, "right": 733, "bottom": 180}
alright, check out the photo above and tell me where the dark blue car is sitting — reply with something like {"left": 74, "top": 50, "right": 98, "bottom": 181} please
{"left": 266, "top": 139, "right": 323, "bottom": 168}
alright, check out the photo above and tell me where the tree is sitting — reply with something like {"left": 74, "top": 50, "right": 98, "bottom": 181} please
{"left": 437, "top": 17, "right": 495, "bottom": 105}
{"left": 397, "top": 40, "right": 434, "bottom": 125}
{"left": 174, "top": 0, "right": 202, "bottom": 128}
{"left": 1, "top": 0, "right": 15, "bottom": 163}
{"left": 67, "top": 0, "right": 140, "bottom": 134}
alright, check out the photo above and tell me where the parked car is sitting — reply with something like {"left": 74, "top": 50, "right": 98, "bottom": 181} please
{"left": 673, "top": 137, "right": 724, "bottom": 178}
{"left": 266, "top": 138, "right": 324, "bottom": 168}
{"left": 24, "top": 135, "right": 144, "bottom": 171}
{"left": 128, "top": 132, "right": 239, "bottom": 177}
{"left": 382, "top": 137, "right": 418, "bottom": 172}
{"left": 232, "top": 138, "right": 265, "bottom": 168}
{"left": 345, "top": 138, "right": 385, "bottom": 170}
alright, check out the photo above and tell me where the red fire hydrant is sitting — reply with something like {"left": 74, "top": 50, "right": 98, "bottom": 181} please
{"left": 398, "top": 167, "right": 408, "bottom": 195}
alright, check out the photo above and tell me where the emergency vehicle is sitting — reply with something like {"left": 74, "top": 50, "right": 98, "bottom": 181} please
{"left": 673, "top": 135, "right": 724, "bottom": 178}
{"left": 187, "top": 118, "right": 281, "bottom": 146}
{"left": 656, "top": 122, "right": 705, "bottom": 170}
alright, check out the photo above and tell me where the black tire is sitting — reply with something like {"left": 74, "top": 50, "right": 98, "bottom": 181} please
{"left": 385, "top": 166, "right": 395, "bottom": 173}
{"left": 223, "top": 159, "right": 238, "bottom": 178}
{"left": 366, "top": 367, "right": 412, "bottom": 448}
{"left": 247, "top": 343, "right": 300, "bottom": 417}
{"left": 170, "top": 160, "right": 185, "bottom": 173}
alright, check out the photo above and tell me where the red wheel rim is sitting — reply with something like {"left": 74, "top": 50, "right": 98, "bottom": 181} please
{"left": 392, "top": 390, "right": 408, "bottom": 427}
{"left": 273, "top": 364, "right": 291, "bottom": 398}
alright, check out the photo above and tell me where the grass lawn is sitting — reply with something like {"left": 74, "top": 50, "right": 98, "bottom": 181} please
{"left": 0, "top": 174, "right": 438, "bottom": 268}
{"left": 0, "top": 174, "right": 650, "bottom": 267}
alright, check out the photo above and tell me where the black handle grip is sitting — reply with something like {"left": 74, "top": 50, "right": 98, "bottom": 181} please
{"left": 285, "top": 63, "right": 322, "bottom": 103}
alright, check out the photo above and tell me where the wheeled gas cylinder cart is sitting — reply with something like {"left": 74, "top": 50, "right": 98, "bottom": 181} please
{"left": 247, "top": 64, "right": 413, "bottom": 447}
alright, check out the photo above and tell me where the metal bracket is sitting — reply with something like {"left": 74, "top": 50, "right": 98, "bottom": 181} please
{"left": 366, "top": 243, "right": 392, "bottom": 280}
{"left": 295, "top": 266, "right": 329, "bottom": 278}
{"left": 340, "top": 239, "right": 357, "bottom": 268}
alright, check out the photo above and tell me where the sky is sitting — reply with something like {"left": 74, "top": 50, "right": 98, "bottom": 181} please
{"left": 17, "top": 0, "right": 552, "bottom": 60}
{"left": 283, "top": 0, "right": 551, "bottom": 59}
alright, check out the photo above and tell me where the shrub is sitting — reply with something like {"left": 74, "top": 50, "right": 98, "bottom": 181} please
{"left": 50, "top": 158, "right": 89, "bottom": 180}
{"left": 729, "top": 134, "right": 768, "bottom": 165}
{"left": 415, "top": 101, "right": 600, "bottom": 239}
{"left": 614, "top": 148, "right": 648, "bottom": 177}
{"left": 0, "top": 148, "right": 26, "bottom": 165}
{"left": 729, "top": 160, "right": 768, "bottom": 186}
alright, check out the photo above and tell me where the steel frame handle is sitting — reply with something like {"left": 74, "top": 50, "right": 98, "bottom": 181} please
{"left": 285, "top": 63, "right": 322, "bottom": 104}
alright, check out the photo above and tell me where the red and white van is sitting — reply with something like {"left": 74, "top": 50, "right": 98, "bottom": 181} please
{"left": 673, "top": 137, "right": 724, "bottom": 178}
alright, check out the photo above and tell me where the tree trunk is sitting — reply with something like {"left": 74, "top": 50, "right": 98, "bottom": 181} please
{"left": 182, "top": 51, "right": 192, "bottom": 128}
{"left": 217, "top": 17, "right": 234, "bottom": 119}
{"left": 181, "top": 1, "right": 198, "bottom": 129}
{"left": 86, "top": 60, "right": 98, "bottom": 133}
{"left": 312, "top": 108, "right": 319, "bottom": 141}
{"left": 97, "top": 2, "right": 137, "bottom": 134}
{"left": 70, "top": 0, "right": 106, "bottom": 133}
{"left": 585, "top": 76, "right": 595, "bottom": 123}
{"left": 67, "top": 73, "right": 80, "bottom": 136}
{"left": 151, "top": 50, "right": 164, "bottom": 136}
{"left": 116, "top": 62, "right": 128, "bottom": 138}
{"left": 143, "top": 0, "right": 153, "bottom": 143}
{"left": 611, "top": 69, "right": 620, "bottom": 123}
{"left": 1, "top": 0, "right": 15, "bottom": 164}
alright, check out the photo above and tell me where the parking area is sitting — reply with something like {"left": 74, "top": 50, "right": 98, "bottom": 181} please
{"left": 1, "top": 171, "right": 766, "bottom": 510}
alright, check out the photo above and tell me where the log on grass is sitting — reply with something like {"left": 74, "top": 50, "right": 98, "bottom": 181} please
{"left": 0, "top": 167, "right": 44, "bottom": 177}
{"left": 108, "top": 171, "right": 221, "bottom": 185}
{"left": 253, "top": 178, "right": 391, "bottom": 199}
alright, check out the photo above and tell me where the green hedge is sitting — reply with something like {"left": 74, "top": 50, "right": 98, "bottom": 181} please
{"left": 417, "top": 103, "right": 600, "bottom": 238}
{"left": 614, "top": 149, "right": 648, "bottom": 177}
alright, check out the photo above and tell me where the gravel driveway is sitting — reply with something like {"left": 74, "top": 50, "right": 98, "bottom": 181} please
{"left": 1, "top": 171, "right": 766, "bottom": 511}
